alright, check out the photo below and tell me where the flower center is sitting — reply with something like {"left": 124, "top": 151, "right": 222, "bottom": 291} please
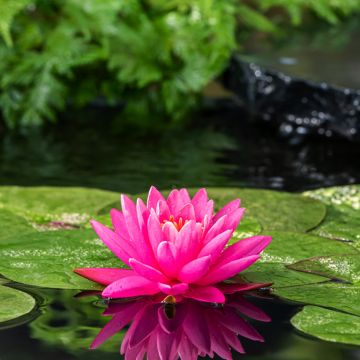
{"left": 165, "top": 215, "right": 187, "bottom": 231}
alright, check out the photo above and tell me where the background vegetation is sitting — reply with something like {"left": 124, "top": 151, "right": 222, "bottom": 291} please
{"left": 0, "top": 0, "right": 359, "bottom": 128}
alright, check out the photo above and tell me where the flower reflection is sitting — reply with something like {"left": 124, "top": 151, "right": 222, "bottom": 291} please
{"left": 91, "top": 294, "right": 270, "bottom": 360}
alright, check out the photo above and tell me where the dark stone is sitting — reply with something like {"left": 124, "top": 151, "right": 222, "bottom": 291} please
{"left": 221, "top": 55, "right": 360, "bottom": 142}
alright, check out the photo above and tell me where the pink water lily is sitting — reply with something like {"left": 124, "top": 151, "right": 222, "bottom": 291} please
{"left": 75, "top": 187, "right": 272, "bottom": 303}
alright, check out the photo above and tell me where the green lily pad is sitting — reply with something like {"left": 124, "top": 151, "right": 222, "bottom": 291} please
{"left": 288, "top": 254, "right": 360, "bottom": 283}
{"left": 0, "top": 186, "right": 119, "bottom": 226}
{"left": 0, "top": 229, "right": 120, "bottom": 290}
{"left": 205, "top": 188, "right": 326, "bottom": 232}
{"left": 242, "top": 231, "right": 356, "bottom": 287}
{"left": 0, "top": 209, "right": 36, "bottom": 243}
{"left": 276, "top": 282, "right": 360, "bottom": 316}
{"left": 291, "top": 306, "right": 360, "bottom": 346}
{"left": 304, "top": 185, "right": 360, "bottom": 248}
{"left": 0, "top": 285, "right": 36, "bottom": 323}
{"left": 278, "top": 254, "right": 360, "bottom": 316}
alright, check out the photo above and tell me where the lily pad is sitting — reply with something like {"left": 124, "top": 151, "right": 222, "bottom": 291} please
{"left": 0, "top": 186, "right": 119, "bottom": 226}
{"left": 304, "top": 185, "right": 360, "bottom": 248}
{"left": 288, "top": 254, "right": 360, "bottom": 283}
{"left": 278, "top": 254, "right": 360, "bottom": 316}
{"left": 205, "top": 188, "right": 326, "bottom": 232}
{"left": 0, "top": 229, "right": 120, "bottom": 290}
{"left": 242, "top": 231, "right": 356, "bottom": 287}
{"left": 0, "top": 285, "right": 36, "bottom": 323}
{"left": 0, "top": 209, "right": 36, "bottom": 243}
{"left": 276, "top": 282, "right": 360, "bottom": 316}
{"left": 291, "top": 306, "right": 360, "bottom": 346}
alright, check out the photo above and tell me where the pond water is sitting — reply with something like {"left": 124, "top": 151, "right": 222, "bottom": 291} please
{"left": 1, "top": 18, "right": 360, "bottom": 360}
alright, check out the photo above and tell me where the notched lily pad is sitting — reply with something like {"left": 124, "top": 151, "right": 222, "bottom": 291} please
{"left": 304, "top": 185, "right": 360, "bottom": 248}
{"left": 243, "top": 231, "right": 356, "bottom": 287}
{"left": 0, "top": 285, "right": 36, "bottom": 323}
{"left": 0, "top": 229, "right": 121, "bottom": 290}
{"left": 288, "top": 254, "right": 360, "bottom": 284}
{"left": 291, "top": 306, "right": 360, "bottom": 346}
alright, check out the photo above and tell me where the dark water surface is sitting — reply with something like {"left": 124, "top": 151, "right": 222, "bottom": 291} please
{"left": 0, "top": 106, "right": 359, "bottom": 193}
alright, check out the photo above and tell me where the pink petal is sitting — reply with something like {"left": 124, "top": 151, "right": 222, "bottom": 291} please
{"left": 147, "top": 209, "right": 165, "bottom": 254}
{"left": 184, "top": 286, "right": 225, "bottom": 303}
{"left": 228, "top": 297, "right": 271, "bottom": 322}
{"left": 129, "top": 258, "right": 169, "bottom": 283}
{"left": 216, "top": 235, "right": 272, "bottom": 267}
{"left": 213, "top": 199, "right": 240, "bottom": 222}
{"left": 216, "top": 282, "right": 272, "bottom": 294}
{"left": 90, "top": 303, "right": 140, "bottom": 348}
{"left": 74, "top": 268, "right": 135, "bottom": 286}
{"left": 218, "top": 308, "right": 264, "bottom": 341}
{"left": 177, "top": 203, "right": 196, "bottom": 222}
{"left": 178, "top": 256, "right": 211, "bottom": 283}
{"left": 147, "top": 186, "right": 166, "bottom": 210}
{"left": 121, "top": 194, "right": 156, "bottom": 266}
{"left": 167, "top": 190, "right": 185, "bottom": 216}
{"left": 221, "top": 327, "right": 245, "bottom": 354}
{"left": 208, "top": 321, "right": 232, "bottom": 360}
{"left": 102, "top": 276, "right": 159, "bottom": 298}
{"left": 157, "top": 331, "right": 177, "bottom": 360}
{"left": 197, "top": 255, "right": 260, "bottom": 285}
{"left": 179, "top": 188, "right": 191, "bottom": 203}
{"left": 128, "top": 304, "right": 159, "bottom": 348}
{"left": 198, "top": 230, "right": 232, "bottom": 262}
{"left": 183, "top": 306, "right": 211, "bottom": 353}
{"left": 157, "top": 241, "right": 178, "bottom": 279}
{"left": 136, "top": 198, "right": 150, "bottom": 233}
{"left": 110, "top": 208, "right": 130, "bottom": 239}
{"left": 158, "top": 283, "right": 189, "bottom": 295}
{"left": 191, "top": 188, "right": 208, "bottom": 221}
{"left": 156, "top": 200, "right": 170, "bottom": 222}
{"left": 203, "top": 215, "right": 226, "bottom": 244}
{"left": 90, "top": 220, "right": 132, "bottom": 264}
{"left": 162, "top": 222, "right": 178, "bottom": 244}
{"left": 223, "top": 207, "right": 245, "bottom": 232}
{"left": 176, "top": 220, "right": 200, "bottom": 266}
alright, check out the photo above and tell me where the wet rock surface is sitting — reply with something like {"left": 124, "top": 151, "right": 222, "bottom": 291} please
{"left": 222, "top": 56, "right": 360, "bottom": 142}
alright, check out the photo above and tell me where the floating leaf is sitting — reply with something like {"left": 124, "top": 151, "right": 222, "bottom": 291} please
{"left": 288, "top": 254, "right": 360, "bottom": 283}
{"left": 0, "top": 186, "right": 119, "bottom": 226}
{"left": 304, "top": 185, "right": 360, "bottom": 248}
{"left": 291, "top": 306, "right": 360, "bottom": 346}
{"left": 0, "top": 285, "right": 36, "bottom": 323}
{"left": 243, "top": 231, "right": 356, "bottom": 287}
{"left": 276, "top": 282, "right": 360, "bottom": 316}
{"left": 0, "top": 209, "right": 35, "bottom": 244}
{"left": 0, "top": 229, "right": 120, "bottom": 289}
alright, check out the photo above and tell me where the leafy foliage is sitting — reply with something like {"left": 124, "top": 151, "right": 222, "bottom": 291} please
{"left": 0, "top": 0, "right": 359, "bottom": 127}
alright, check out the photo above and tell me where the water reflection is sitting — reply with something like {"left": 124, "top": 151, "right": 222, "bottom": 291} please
{"left": 92, "top": 294, "right": 271, "bottom": 360}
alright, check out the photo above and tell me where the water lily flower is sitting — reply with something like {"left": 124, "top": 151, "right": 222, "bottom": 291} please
{"left": 75, "top": 187, "right": 271, "bottom": 303}
{"left": 91, "top": 294, "right": 270, "bottom": 360}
